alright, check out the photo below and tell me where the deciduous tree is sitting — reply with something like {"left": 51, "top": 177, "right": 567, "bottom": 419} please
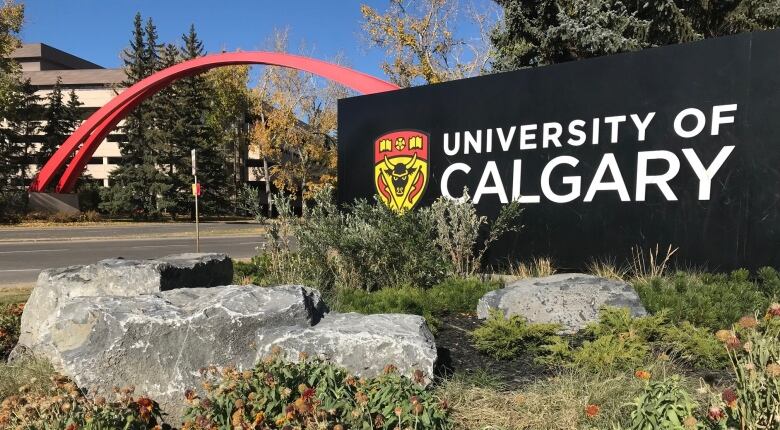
{"left": 250, "top": 31, "right": 342, "bottom": 208}
{"left": 204, "top": 61, "right": 253, "bottom": 213}
{"left": 360, "top": 0, "right": 498, "bottom": 87}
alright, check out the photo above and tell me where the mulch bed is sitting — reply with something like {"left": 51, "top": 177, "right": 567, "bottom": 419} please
{"left": 433, "top": 313, "right": 552, "bottom": 390}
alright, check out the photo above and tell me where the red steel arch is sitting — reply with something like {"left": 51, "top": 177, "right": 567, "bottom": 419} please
{"left": 29, "top": 52, "right": 400, "bottom": 193}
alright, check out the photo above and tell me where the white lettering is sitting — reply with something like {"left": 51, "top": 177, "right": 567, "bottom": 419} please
{"left": 497, "top": 126, "right": 516, "bottom": 152}
{"left": 674, "top": 108, "right": 706, "bottom": 138}
{"left": 630, "top": 112, "right": 656, "bottom": 142}
{"left": 440, "top": 163, "right": 471, "bottom": 201}
{"left": 604, "top": 115, "right": 627, "bottom": 143}
{"left": 711, "top": 104, "right": 737, "bottom": 135}
{"left": 568, "top": 120, "right": 586, "bottom": 146}
{"left": 511, "top": 159, "right": 541, "bottom": 203}
{"left": 443, "top": 132, "right": 459, "bottom": 156}
{"left": 543, "top": 122, "right": 563, "bottom": 148}
{"left": 635, "top": 150, "right": 680, "bottom": 201}
{"left": 519, "top": 125, "right": 537, "bottom": 150}
{"left": 474, "top": 161, "right": 508, "bottom": 204}
{"left": 464, "top": 130, "right": 482, "bottom": 154}
{"left": 584, "top": 154, "right": 630, "bottom": 202}
{"left": 682, "top": 146, "right": 735, "bottom": 200}
{"left": 541, "top": 156, "right": 581, "bottom": 203}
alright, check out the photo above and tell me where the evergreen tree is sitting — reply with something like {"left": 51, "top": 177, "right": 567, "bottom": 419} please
{"left": 118, "top": 12, "right": 147, "bottom": 167}
{"left": 36, "top": 78, "right": 82, "bottom": 190}
{"left": 143, "top": 17, "right": 161, "bottom": 74}
{"left": 40, "top": 76, "right": 69, "bottom": 164}
{"left": 65, "top": 89, "right": 83, "bottom": 135}
{"left": 6, "top": 79, "right": 42, "bottom": 183}
{"left": 0, "top": 0, "right": 25, "bottom": 221}
{"left": 154, "top": 43, "right": 187, "bottom": 216}
{"left": 180, "top": 25, "right": 232, "bottom": 215}
{"left": 102, "top": 13, "right": 169, "bottom": 217}
{"left": 490, "top": 0, "right": 780, "bottom": 71}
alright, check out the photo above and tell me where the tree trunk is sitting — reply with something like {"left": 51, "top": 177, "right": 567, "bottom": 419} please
{"left": 262, "top": 157, "right": 272, "bottom": 217}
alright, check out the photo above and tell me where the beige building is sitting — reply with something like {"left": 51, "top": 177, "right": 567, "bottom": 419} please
{"left": 12, "top": 43, "right": 270, "bottom": 198}
{"left": 12, "top": 43, "right": 126, "bottom": 187}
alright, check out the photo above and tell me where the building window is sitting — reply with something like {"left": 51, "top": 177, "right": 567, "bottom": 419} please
{"left": 88, "top": 157, "right": 104, "bottom": 165}
{"left": 246, "top": 158, "right": 263, "bottom": 167}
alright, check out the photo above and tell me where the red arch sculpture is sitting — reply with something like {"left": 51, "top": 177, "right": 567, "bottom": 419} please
{"left": 29, "top": 52, "right": 400, "bottom": 193}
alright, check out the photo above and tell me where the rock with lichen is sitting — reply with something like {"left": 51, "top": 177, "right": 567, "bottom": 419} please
{"left": 13, "top": 253, "right": 233, "bottom": 359}
{"left": 477, "top": 273, "right": 647, "bottom": 333}
{"left": 11, "top": 255, "right": 438, "bottom": 421}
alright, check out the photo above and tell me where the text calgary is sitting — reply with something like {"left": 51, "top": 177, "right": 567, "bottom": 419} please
{"left": 439, "top": 104, "right": 737, "bottom": 204}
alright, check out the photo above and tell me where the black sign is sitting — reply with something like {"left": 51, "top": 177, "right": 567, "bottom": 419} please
{"left": 338, "top": 30, "right": 780, "bottom": 271}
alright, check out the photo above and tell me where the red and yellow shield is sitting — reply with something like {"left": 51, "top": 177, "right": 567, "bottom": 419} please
{"left": 374, "top": 130, "right": 429, "bottom": 213}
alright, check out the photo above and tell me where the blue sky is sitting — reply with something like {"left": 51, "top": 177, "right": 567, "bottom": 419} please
{"left": 19, "top": 0, "right": 492, "bottom": 85}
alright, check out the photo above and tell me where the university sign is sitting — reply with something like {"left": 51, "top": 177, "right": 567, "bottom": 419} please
{"left": 338, "top": 29, "right": 780, "bottom": 270}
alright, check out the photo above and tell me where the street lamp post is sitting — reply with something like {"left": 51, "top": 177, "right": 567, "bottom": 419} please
{"left": 192, "top": 149, "right": 200, "bottom": 253}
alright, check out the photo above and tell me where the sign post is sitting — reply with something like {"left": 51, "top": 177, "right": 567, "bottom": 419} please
{"left": 191, "top": 149, "right": 199, "bottom": 253}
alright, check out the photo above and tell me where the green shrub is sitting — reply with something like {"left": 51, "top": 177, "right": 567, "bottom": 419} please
{"left": 429, "top": 189, "right": 522, "bottom": 277}
{"left": 0, "top": 373, "right": 165, "bottom": 429}
{"left": 335, "top": 286, "right": 433, "bottom": 324}
{"left": 255, "top": 189, "right": 450, "bottom": 292}
{"left": 252, "top": 187, "right": 521, "bottom": 293}
{"left": 182, "top": 350, "right": 451, "bottom": 429}
{"left": 471, "top": 310, "right": 562, "bottom": 360}
{"left": 571, "top": 334, "right": 650, "bottom": 373}
{"left": 622, "top": 375, "right": 702, "bottom": 430}
{"left": 0, "top": 303, "right": 23, "bottom": 360}
{"left": 657, "top": 322, "right": 728, "bottom": 370}
{"left": 233, "top": 259, "right": 266, "bottom": 284}
{"left": 757, "top": 267, "right": 780, "bottom": 299}
{"left": 582, "top": 307, "right": 668, "bottom": 340}
{"left": 533, "top": 307, "right": 729, "bottom": 372}
{"left": 300, "top": 196, "right": 451, "bottom": 291}
{"left": 77, "top": 180, "right": 103, "bottom": 212}
{"left": 579, "top": 307, "right": 728, "bottom": 369}
{"left": 423, "top": 277, "right": 502, "bottom": 315}
{"left": 332, "top": 278, "right": 501, "bottom": 331}
{"left": 0, "top": 190, "right": 26, "bottom": 224}
{"left": 634, "top": 270, "right": 770, "bottom": 331}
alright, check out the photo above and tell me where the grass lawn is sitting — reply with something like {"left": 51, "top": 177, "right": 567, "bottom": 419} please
{"left": 0, "top": 286, "right": 31, "bottom": 306}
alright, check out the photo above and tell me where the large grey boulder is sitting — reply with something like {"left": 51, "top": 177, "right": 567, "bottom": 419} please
{"left": 256, "top": 313, "right": 437, "bottom": 381}
{"left": 477, "top": 273, "right": 647, "bottom": 333}
{"left": 14, "top": 253, "right": 232, "bottom": 355}
{"left": 13, "top": 254, "right": 438, "bottom": 421}
{"left": 36, "top": 284, "right": 324, "bottom": 421}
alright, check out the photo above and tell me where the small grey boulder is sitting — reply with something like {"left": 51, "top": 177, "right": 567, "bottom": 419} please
{"left": 477, "top": 273, "right": 646, "bottom": 333}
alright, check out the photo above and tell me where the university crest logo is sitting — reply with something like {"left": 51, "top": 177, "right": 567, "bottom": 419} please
{"left": 374, "top": 130, "right": 429, "bottom": 213}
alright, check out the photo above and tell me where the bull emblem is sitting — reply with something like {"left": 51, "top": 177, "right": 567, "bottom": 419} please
{"left": 374, "top": 131, "right": 429, "bottom": 213}
{"left": 383, "top": 153, "right": 418, "bottom": 197}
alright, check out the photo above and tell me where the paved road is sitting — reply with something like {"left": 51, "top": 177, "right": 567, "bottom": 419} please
{"left": 0, "top": 222, "right": 265, "bottom": 286}
{"left": 0, "top": 221, "right": 261, "bottom": 242}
